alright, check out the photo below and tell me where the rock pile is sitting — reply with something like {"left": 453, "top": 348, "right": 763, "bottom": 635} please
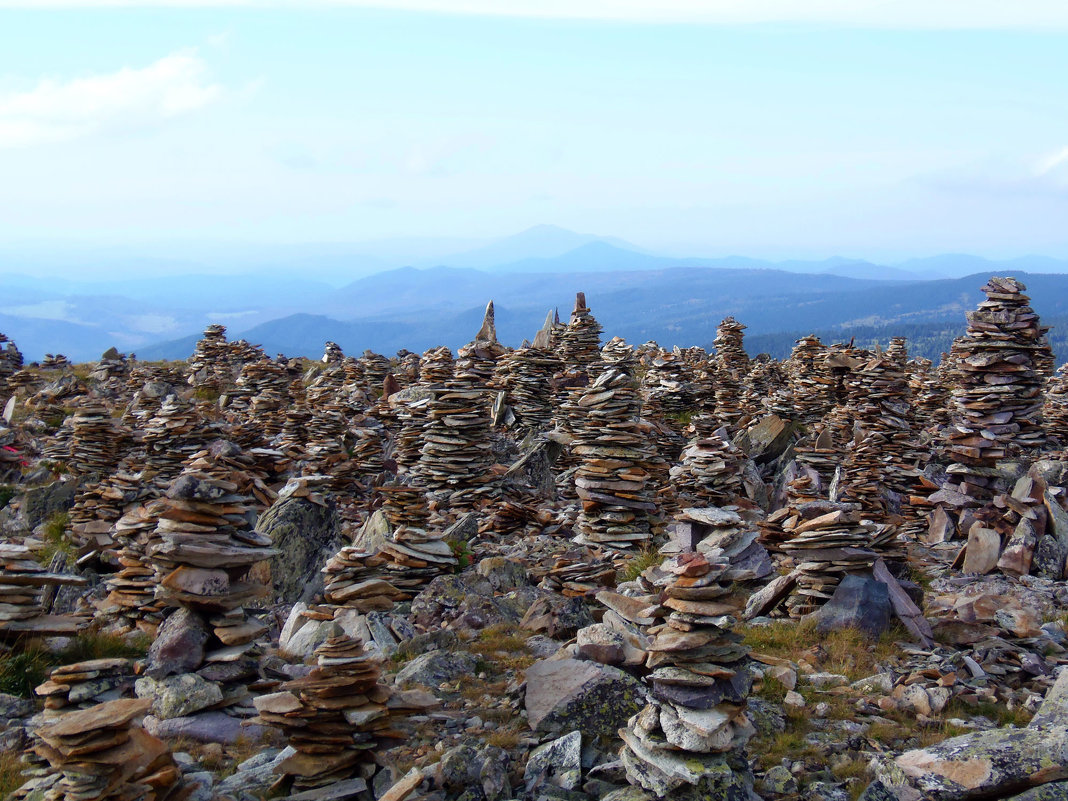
{"left": 559, "top": 292, "right": 603, "bottom": 371}
{"left": 187, "top": 323, "right": 233, "bottom": 391}
{"left": 253, "top": 635, "right": 400, "bottom": 790}
{"left": 573, "top": 338, "right": 658, "bottom": 551}
{"left": 68, "top": 403, "right": 123, "bottom": 476}
{"left": 30, "top": 698, "right": 185, "bottom": 801}
{"left": 712, "top": 317, "right": 750, "bottom": 429}
{"left": 669, "top": 429, "right": 744, "bottom": 507}
{"left": 36, "top": 658, "right": 134, "bottom": 711}
{"left": 0, "top": 543, "right": 86, "bottom": 637}
{"left": 618, "top": 551, "right": 755, "bottom": 798}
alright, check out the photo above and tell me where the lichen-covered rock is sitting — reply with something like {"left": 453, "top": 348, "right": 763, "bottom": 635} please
{"left": 256, "top": 494, "right": 342, "bottom": 603}
{"left": 411, "top": 574, "right": 521, "bottom": 632}
{"left": 146, "top": 607, "right": 211, "bottom": 678}
{"left": 396, "top": 650, "right": 479, "bottom": 689}
{"left": 134, "top": 672, "right": 223, "bottom": 719}
{"left": 524, "top": 658, "right": 645, "bottom": 740}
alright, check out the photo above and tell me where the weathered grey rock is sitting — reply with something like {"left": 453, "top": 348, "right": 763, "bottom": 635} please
{"left": 216, "top": 746, "right": 293, "bottom": 797}
{"left": 256, "top": 495, "right": 342, "bottom": 603}
{"left": 412, "top": 575, "right": 520, "bottom": 632}
{"left": 144, "top": 711, "right": 276, "bottom": 744}
{"left": 479, "top": 746, "right": 512, "bottom": 801}
{"left": 135, "top": 673, "right": 223, "bottom": 719}
{"left": 761, "top": 765, "right": 798, "bottom": 796}
{"left": 19, "top": 481, "right": 77, "bottom": 529}
{"left": 146, "top": 607, "right": 211, "bottom": 678}
{"left": 282, "top": 618, "right": 340, "bottom": 659}
{"left": 525, "top": 658, "right": 645, "bottom": 739}
{"left": 396, "top": 650, "right": 479, "bottom": 689}
{"left": 1004, "top": 783, "right": 1068, "bottom": 800}
{"left": 0, "top": 692, "right": 34, "bottom": 719}
{"left": 525, "top": 731, "right": 582, "bottom": 792}
{"left": 476, "top": 557, "right": 530, "bottom": 593}
{"left": 809, "top": 574, "right": 891, "bottom": 638}
{"left": 860, "top": 725, "right": 1068, "bottom": 800}
{"left": 576, "top": 624, "right": 625, "bottom": 665}
{"left": 1030, "top": 669, "right": 1068, "bottom": 731}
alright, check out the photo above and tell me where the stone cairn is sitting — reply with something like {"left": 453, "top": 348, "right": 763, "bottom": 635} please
{"left": 712, "top": 317, "right": 750, "bottom": 430}
{"left": 36, "top": 657, "right": 135, "bottom": 711}
{"left": 495, "top": 312, "right": 561, "bottom": 435}
{"left": 1044, "top": 363, "right": 1068, "bottom": 447}
{"left": 559, "top": 292, "right": 603, "bottom": 372}
{"left": 28, "top": 698, "right": 185, "bottom": 801}
{"left": 761, "top": 502, "right": 896, "bottom": 617}
{"left": 187, "top": 324, "right": 233, "bottom": 392}
{"left": 770, "top": 335, "right": 834, "bottom": 425}
{"left": 573, "top": 338, "right": 658, "bottom": 551}
{"left": 669, "top": 428, "right": 745, "bottom": 508}
{"left": 934, "top": 277, "right": 1049, "bottom": 536}
{"left": 416, "top": 336, "right": 495, "bottom": 515}
{"left": 0, "top": 543, "right": 86, "bottom": 639}
{"left": 68, "top": 403, "right": 124, "bottom": 476}
{"left": 145, "top": 454, "right": 278, "bottom": 694}
{"left": 618, "top": 551, "right": 755, "bottom": 799}
{"left": 252, "top": 635, "right": 406, "bottom": 792}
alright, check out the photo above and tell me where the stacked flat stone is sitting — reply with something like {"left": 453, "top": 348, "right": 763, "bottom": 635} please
{"left": 712, "top": 317, "right": 750, "bottom": 429}
{"left": 909, "top": 357, "right": 951, "bottom": 435}
{"left": 302, "top": 404, "right": 360, "bottom": 494}
{"left": 359, "top": 349, "right": 392, "bottom": 391}
{"left": 886, "top": 336, "right": 908, "bottom": 365}
{"left": 253, "top": 635, "right": 398, "bottom": 791}
{"left": 0, "top": 333, "right": 23, "bottom": 385}
{"left": 321, "top": 548, "right": 420, "bottom": 608}
{"left": 86, "top": 348, "right": 129, "bottom": 390}
{"left": 787, "top": 426, "right": 842, "bottom": 502}
{"left": 1045, "top": 363, "right": 1068, "bottom": 446}
{"left": 36, "top": 658, "right": 134, "bottom": 711}
{"left": 378, "top": 485, "right": 431, "bottom": 531}
{"left": 29, "top": 698, "right": 185, "bottom": 801}
{"left": 393, "top": 397, "right": 431, "bottom": 477}
{"left": 350, "top": 416, "right": 388, "bottom": 484}
{"left": 836, "top": 354, "right": 925, "bottom": 521}
{"left": 146, "top": 459, "right": 278, "bottom": 663}
{"left": 322, "top": 341, "right": 345, "bottom": 365}
{"left": 495, "top": 339, "right": 561, "bottom": 434}
{"left": 419, "top": 345, "right": 454, "bottom": 386}
{"left": 941, "top": 277, "right": 1048, "bottom": 509}
{"left": 777, "top": 335, "right": 834, "bottom": 425}
{"left": 67, "top": 468, "right": 152, "bottom": 563}
{"left": 669, "top": 429, "right": 744, "bottom": 507}
{"left": 187, "top": 323, "right": 232, "bottom": 391}
{"left": 103, "top": 498, "right": 168, "bottom": 633}
{"left": 742, "top": 357, "right": 784, "bottom": 420}
{"left": 619, "top": 551, "right": 754, "bottom": 799}
{"left": 536, "top": 547, "right": 617, "bottom": 597}
{"left": 560, "top": 292, "right": 603, "bottom": 371}
{"left": 642, "top": 349, "right": 695, "bottom": 418}
{"left": 777, "top": 504, "right": 894, "bottom": 617}
{"left": 573, "top": 337, "right": 657, "bottom": 551}
{"left": 393, "top": 350, "right": 421, "bottom": 388}
{"left": 0, "top": 544, "right": 86, "bottom": 638}
{"left": 415, "top": 346, "right": 495, "bottom": 513}
{"left": 41, "top": 354, "right": 71, "bottom": 369}
{"left": 68, "top": 404, "right": 123, "bottom": 476}
{"left": 141, "top": 395, "right": 214, "bottom": 479}
{"left": 121, "top": 366, "right": 178, "bottom": 427}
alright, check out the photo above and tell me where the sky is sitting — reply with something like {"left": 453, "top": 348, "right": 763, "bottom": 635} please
{"left": 1, "top": 1, "right": 1067, "bottom": 262}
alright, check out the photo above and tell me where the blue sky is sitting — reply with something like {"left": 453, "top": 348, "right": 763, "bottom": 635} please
{"left": 1, "top": 2, "right": 1067, "bottom": 260}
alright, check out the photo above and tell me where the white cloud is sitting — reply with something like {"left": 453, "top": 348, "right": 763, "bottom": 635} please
{"left": 1036, "top": 146, "right": 1068, "bottom": 177}
{"left": 2, "top": 0, "right": 1068, "bottom": 28}
{"left": 0, "top": 50, "right": 222, "bottom": 148}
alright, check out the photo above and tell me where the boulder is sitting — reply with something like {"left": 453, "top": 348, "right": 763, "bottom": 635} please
{"left": 256, "top": 495, "right": 342, "bottom": 603}
{"left": 860, "top": 672, "right": 1068, "bottom": 800}
{"left": 144, "top": 711, "right": 277, "bottom": 745}
{"left": 524, "top": 658, "right": 645, "bottom": 740}
{"left": 145, "top": 607, "right": 211, "bottom": 679}
{"left": 809, "top": 574, "right": 891, "bottom": 638}
{"left": 396, "top": 650, "right": 479, "bottom": 689}
{"left": 524, "top": 731, "right": 582, "bottom": 792}
{"left": 411, "top": 575, "right": 520, "bottom": 632}
{"left": 135, "top": 673, "right": 223, "bottom": 719}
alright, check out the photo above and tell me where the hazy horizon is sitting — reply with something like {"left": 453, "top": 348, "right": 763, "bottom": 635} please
{"left": 2, "top": 2, "right": 1068, "bottom": 273}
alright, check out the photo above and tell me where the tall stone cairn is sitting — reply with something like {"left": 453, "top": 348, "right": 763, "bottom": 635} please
{"left": 560, "top": 292, "right": 603, "bottom": 372}
{"left": 619, "top": 551, "right": 755, "bottom": 799}
{"left": 573, "top": 337, "right": 657, "bottom": 551}
{"left": 941, "top": 277, "right": 1048, "bottom": 508}
{"left": 712, "top": 317, "right": 750, "bottom": 429}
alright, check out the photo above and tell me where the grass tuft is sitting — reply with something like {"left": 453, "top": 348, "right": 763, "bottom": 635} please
{"left": 0, "top": 749, "right": 23, "bottom": 798}
{"left": 621, "top": 546, "right": 663, "bottom": 583}
{"left": 39, "top": 511, "right": 74, "bottom": 562}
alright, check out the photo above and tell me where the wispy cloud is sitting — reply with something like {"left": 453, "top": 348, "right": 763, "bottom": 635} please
{"left": 1036, "top": 146, "right": 1068, "bottom": 177}
{"left": 2, "top": 0, "right": 1068, "bottom": 29}
{"left": 0, "top": 50, "right": 222, "bottom": 148}
{"left": 917, "top": 147, "right": 1068, "bottom": 199}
